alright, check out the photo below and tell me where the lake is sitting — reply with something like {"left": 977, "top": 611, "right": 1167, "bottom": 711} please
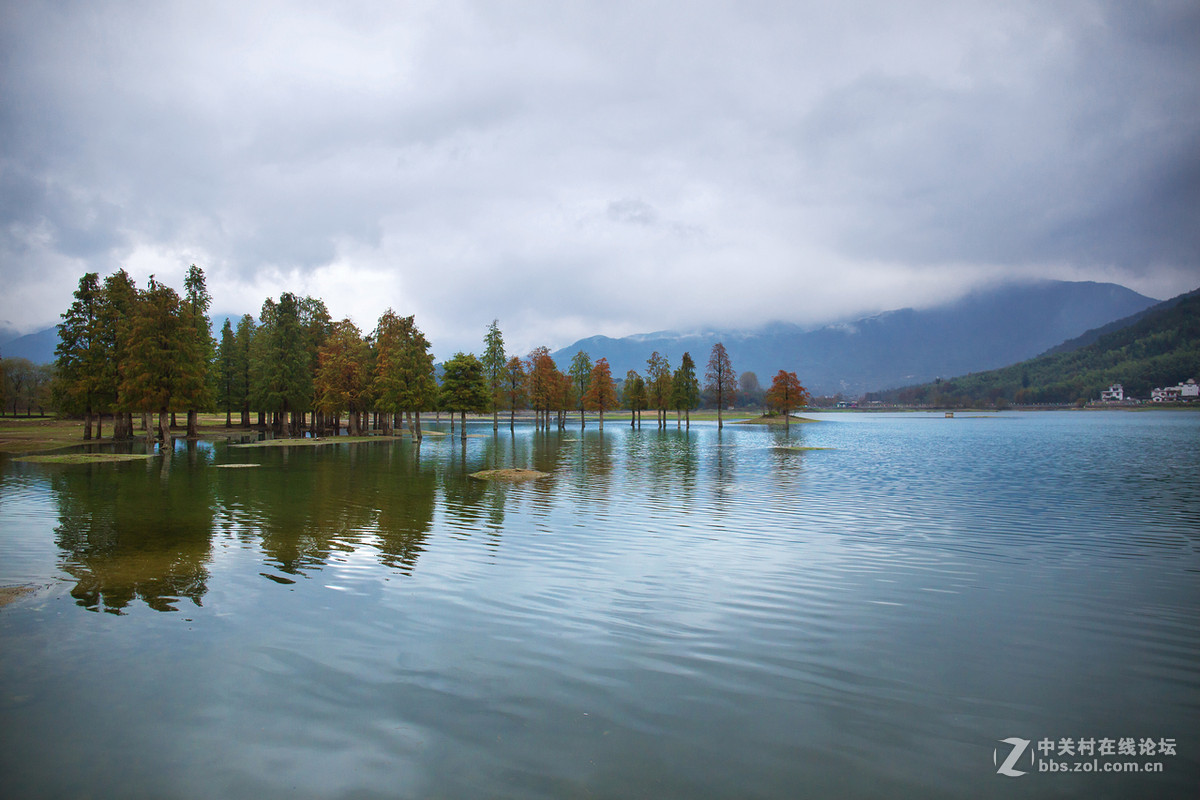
{"left": 1, "top": 411, "right": 1197, "bottom": 798}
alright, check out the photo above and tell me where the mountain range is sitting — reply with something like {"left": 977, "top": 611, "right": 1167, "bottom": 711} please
{"left": 553, "top": 280, "right": 1159, "bottom": 396}
{"left": 870, "top": 287, "right": 1200, "bottom": 406}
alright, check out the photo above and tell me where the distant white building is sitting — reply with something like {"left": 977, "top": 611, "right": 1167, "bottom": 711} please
{"left": 1100, "top": 383, "right": 1124, "bottom": 402}
{"left": 1151, "top": 378, "right": 1198, "bottom": 402}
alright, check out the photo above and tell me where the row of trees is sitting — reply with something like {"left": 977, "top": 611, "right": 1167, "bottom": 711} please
{"left": 49, "top": 268, "right": 811, "bottom": 441}
{"left": 0, "top": 357, "right": 53, "bottom": 416}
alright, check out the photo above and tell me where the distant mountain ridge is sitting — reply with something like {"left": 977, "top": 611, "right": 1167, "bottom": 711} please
{"left": 0, "top": 327, "right": 59, "bottom": 365}
{"left": 871, "top": 287, "right": 1200, "bottom": 406}
{"left": 552, "top": 280, "right": 1159, "bottom": 396}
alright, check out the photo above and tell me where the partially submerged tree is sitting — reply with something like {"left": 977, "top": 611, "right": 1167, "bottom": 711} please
{"left": 181, "top": 265, "right": 215, "bottom": 438}
{"left": 482, "top": 320, "right": 506, "bottom": 432}
{"left": 568, "top": 350, "right": 592, "bottom": 428}
{"left": 623, "top": 369, "right": 647, "bottom": 428}
{"left": 705, "top": 342, "right": 737, "bottom": 429}
{"left": 582, "top": 357, "right": 618, "bottom": 428}
{"left": 526, "top": 346, "right": 561, "bottom": 430}
{"left": 646, "top": 351, "right": 672, "bottom": 428}
{"left": 99, "top": 270, "right": 139, "bottom": 439}
{"left": 765, "top": 370, "right": 811, "bottom": 431}
{"left": 372, "top": 310, "right": 437, "bottom": 439}
{"left": 440, "top": 352, "right": 490, "bottom": 441}
{"left": 671, "top": 351, "right": 701, "bottom": 428}
{"left": 54, "top": 273, "right": 104, "bottom": 439}
{"left": 315, "top": 319, "right": 371, "bottom": 435}
{"left": 216, "top": 318, "right": 237, "bottom": 427}
{"left": 502, "top": 356, "right": 528, "bottom": 430}
{"left": 250, "top": 293, "right": 310, "bottom": 436}
{"left": 233, "top": 315, "right": 256, "bottom": 426}
{"left": 120, "top": 277, "right": 204, "bottom": 445}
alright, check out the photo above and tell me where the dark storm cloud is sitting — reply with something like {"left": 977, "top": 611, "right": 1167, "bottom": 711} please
{"left": 0, "top": 0, "right": 1196, "bottom": 353}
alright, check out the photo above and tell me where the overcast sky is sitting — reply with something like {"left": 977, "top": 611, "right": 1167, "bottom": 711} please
{"left": 2, "top": 0, "right": 1197, "bottom": 358}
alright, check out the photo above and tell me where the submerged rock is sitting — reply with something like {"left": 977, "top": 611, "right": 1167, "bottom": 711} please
{"left": 469, "top": 468, "right": 551, "bottom": 482}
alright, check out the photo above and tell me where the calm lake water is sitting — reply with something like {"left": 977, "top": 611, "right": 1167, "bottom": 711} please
{"left": 1, "top": 411, "right": 1197, "bottom": 798}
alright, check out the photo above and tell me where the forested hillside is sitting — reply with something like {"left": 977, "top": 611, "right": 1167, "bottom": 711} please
{"left": 871, "top": 289, "right": 1200, "bottom": 407}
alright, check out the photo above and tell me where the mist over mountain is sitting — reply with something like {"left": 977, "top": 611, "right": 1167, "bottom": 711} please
{"left": 553, "top": 281, "right": 1159, "bottom": 396}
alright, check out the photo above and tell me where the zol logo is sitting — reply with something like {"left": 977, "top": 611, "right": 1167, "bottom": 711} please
{"left": 995, "top": 738, "right": 1032, "bottom": 777}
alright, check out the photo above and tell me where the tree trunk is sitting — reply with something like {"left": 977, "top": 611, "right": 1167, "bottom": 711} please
{"left": 414, "top": 410, "right": 423, "bottom": 441}
{"left": 96, "top": 412, "right": 103, "bottom": 439}
{"left": 84, "top": 410, "right": 93, "bottom": 440}
{"left": 460, "top": 411, "right": 467, "bottom": 442}
{"left": 225, "top": 409, "right": 232, "bottom": 427}
{"left": 159, "top": 408, "right": 172, "bottom": 447}
{"left": 187, "top": 409, "right": 198, "bottom": 438}
{"left": 685, "top": 409, "right": 691, "bottom": 429}
{"left": 599, "top": 409, "right": 604, "bottom": 429}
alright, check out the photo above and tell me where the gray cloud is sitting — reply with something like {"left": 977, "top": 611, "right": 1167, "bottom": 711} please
{"left": 1, "top": 0, "right": 1197, "bottom": 357}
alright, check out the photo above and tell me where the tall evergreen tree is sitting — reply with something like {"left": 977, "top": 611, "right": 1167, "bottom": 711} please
{"left": 99, "top": 270, "right": 139, "bottom": 439}
{"left": 300, "top": 296, "right": 332, "bottom": 433}
{"left": 623, "top": 369, "right": 647, "bottom": 428}
{"left": 250, "top": 293, "right": 309, "bottom": 436}
{"left": 569, "top": 350, "right": 593, "bottom": 428}
{"left": 121, "top": 276, "right": 202, "bottom": 445}
{"left": 671, "top": 351, "right": 701, "bottom": 428}
{"left": 646, "top": 351, "right": 673, "bottom": 428}
{"left": 502, "top": 356, "right": 527, "bottom": 430}
{"left": 234, "top": 314, "right": 256, "bottom": 426}
{"left": 440, "top": 352, "right": 490, "bottom": 441}
{"left": 181, "top": 265, "right": 215, "bottom": 437}
{"left": 482, "top": 319, "right": 506, "bottom": 431}
{"left": 54, "top": 273, "right": 104, "bottom": 439}
{"left": 216, "top": 318, "right": 237, "bottom": 427}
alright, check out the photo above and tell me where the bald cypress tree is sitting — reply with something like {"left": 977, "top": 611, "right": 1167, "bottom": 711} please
{"left": 54, "top": 273, "right": 104, "bottom": 439}
{"left": 569, "top": 350, "right": 593, "bottom": 428}
{"left": 100, "top": 269, "right": 139, "bottom": 439}
{"left": 482, "top": 319, "right": 506, "bottom": 432}
{"left": 181, "top": 265, "right": 214, "bottom": 438}
{"left": 217, "top": 318, "right": 237, "bottom": 427}
{"left": 705, "top": 342, "right": 737, "bottom": 429}
{"left": 234, "top": 314, "right": 255, "bottom": 426}
{"left": 440, "top": 352, "right": 490, "bottom": 442}
{"left": 250, "top": 293, "right": 309, "bottom": 436}
{"left": 121, "top": 277, "right": 202, "bottom": 446}
{"left": 672, "top": 351, "right": 701, "bottom": 428}
{"left": 582, "top": 357, "right": 618, "bottom": 428}
{"left": 315, "top": 319, "right": 370, "bottom": 435}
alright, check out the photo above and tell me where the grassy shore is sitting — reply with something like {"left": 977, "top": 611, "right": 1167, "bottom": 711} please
{"left": 0, "top": 416, "right": 88, "bottom": 454}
